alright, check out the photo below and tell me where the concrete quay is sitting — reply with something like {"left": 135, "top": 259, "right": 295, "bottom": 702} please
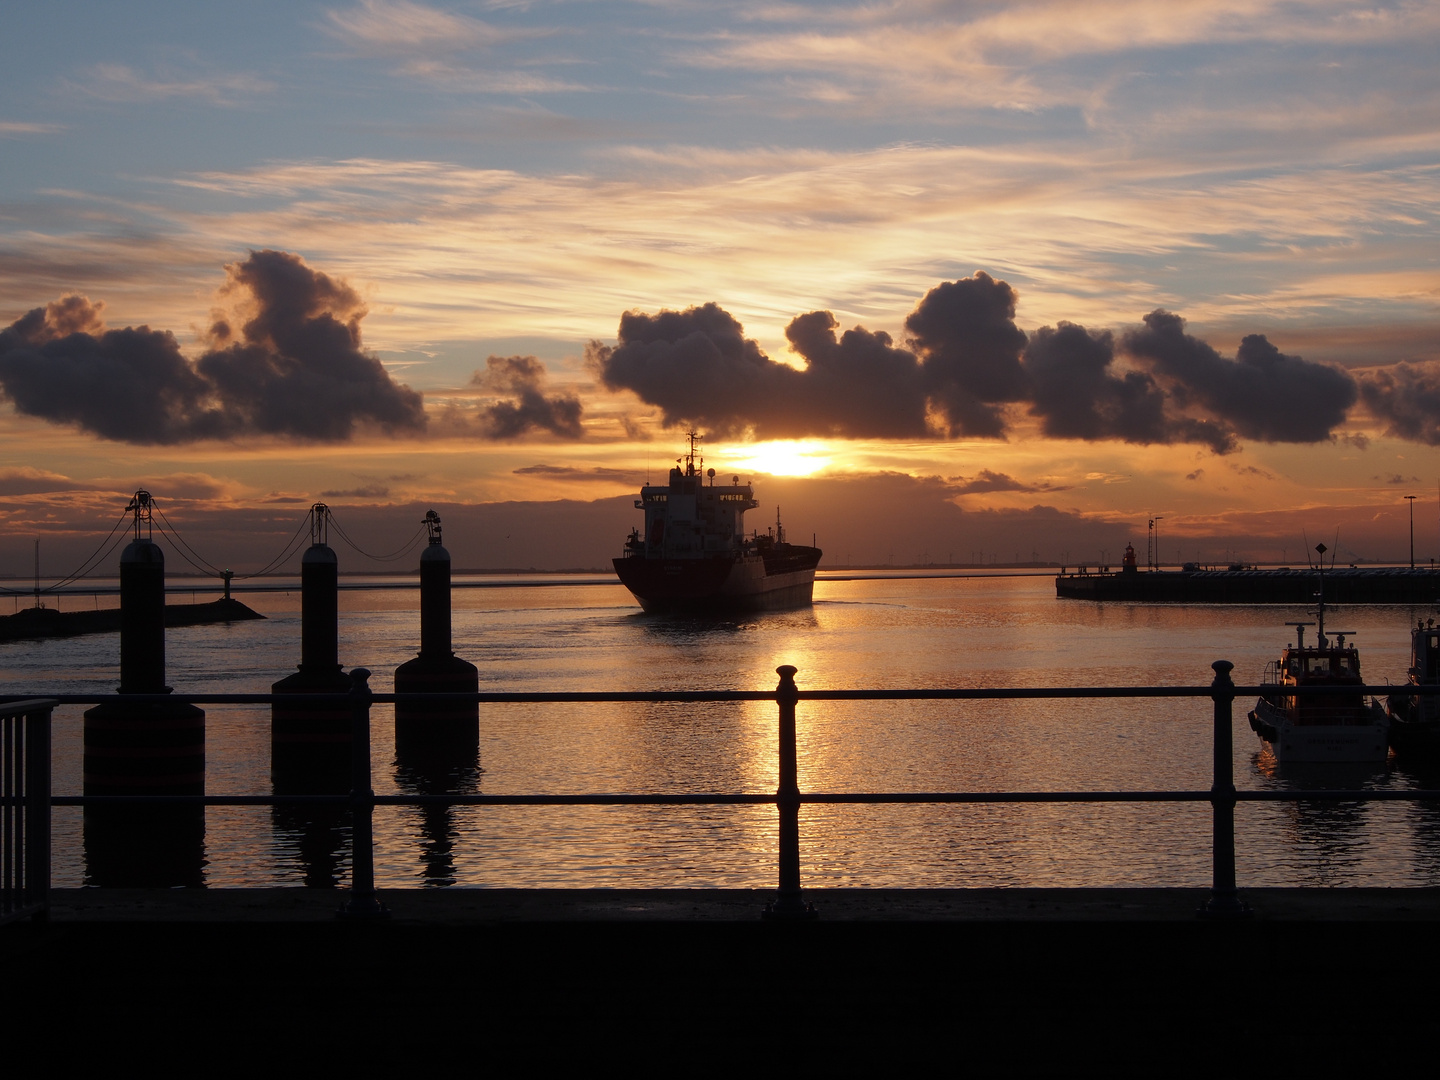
{"left": 6, "top": 887, "right": 1440, "bottom": 1070}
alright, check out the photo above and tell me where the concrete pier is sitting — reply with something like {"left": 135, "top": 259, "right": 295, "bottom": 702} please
{"left": 5, "top": 887, "right": 1437, "bottom": 1070}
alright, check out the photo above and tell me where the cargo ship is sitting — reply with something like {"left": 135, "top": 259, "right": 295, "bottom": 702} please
{"left": 612, "top": 433, "right": 822, "bottom": 613}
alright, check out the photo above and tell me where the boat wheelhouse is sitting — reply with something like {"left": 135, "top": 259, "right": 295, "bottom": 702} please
{"left": 1386, "top": 618, "right": 1440, "bottom": 759}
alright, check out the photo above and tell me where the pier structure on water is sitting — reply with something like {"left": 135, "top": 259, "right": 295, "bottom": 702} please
{"left": 1056, "top": 564, "right": 1440, "bottom": 603}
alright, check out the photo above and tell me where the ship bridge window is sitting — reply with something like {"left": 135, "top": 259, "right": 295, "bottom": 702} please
{"left": 1307, "top": 657, "right": 1331, "bottom": 674}
{"left": 643, "top": 493, "right": 668, "bottom": 504}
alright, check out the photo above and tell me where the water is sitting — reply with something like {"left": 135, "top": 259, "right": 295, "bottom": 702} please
{"left": 6, "top": 572, "right": 1439, "bottom": 889}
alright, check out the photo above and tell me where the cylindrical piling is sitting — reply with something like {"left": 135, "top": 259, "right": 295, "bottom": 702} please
{"left": 395, "top": 514, "right": 478, "bottom": 753}
{"left": 272, "top": 540, "right": 352, "bottom": 783}
{"left": 82, "top": 497, "right": 205, "bottom": 887}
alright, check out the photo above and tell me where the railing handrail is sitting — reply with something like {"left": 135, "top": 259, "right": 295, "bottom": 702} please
{"left": 20, "top": 666, "right": 1438, "bottom": 922}
{"left": 20, "top": 682, "right": 1427, "bottom": 706}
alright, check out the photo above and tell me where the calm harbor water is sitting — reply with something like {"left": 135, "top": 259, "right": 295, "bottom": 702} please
{"left": 6, "top": 571, "right": 1440, "bottom": 889}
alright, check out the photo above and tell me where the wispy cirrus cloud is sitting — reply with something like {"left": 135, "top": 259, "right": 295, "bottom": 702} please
{"left": 66, "top": 63, "right": 273, "bottom": 105}
{"left": 0, "top": 121, "right": 63, "bottom": 137}
{"left": 319, "top": 0, "right": 537, "bottom": 54}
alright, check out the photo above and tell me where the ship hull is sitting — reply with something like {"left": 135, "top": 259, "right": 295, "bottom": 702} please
{"left": 613, "top": 549, "right": 821, "bottom": 613}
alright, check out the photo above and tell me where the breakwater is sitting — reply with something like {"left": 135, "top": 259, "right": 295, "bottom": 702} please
{"left": 1057, "top": 565, "right": 1440, "bottom": 603}
{"left": 0, "top": 597, "right": 265, "bottom": 642}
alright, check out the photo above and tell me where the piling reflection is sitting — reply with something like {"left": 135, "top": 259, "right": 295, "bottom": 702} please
{"left": 271, "top": 769, "right": 351, "bottom": 888}
{"left": 84, "top": 806, "right": 206, "bottom": 887}
{"left": 394, "top": 743, "right": 482, "bottom": 886}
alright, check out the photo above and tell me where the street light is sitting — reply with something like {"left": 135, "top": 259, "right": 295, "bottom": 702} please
{"left": 1406, "top": 495, "right": 1417, "bottom": 567}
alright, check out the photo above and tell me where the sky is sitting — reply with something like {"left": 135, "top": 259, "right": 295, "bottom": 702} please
{"left": 1, "top": 0, "right": 1439, "bottom": 574}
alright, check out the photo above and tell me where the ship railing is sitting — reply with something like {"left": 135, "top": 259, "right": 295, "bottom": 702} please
{"left": 10, "top": 666, "right": 1440, "bottom": 922}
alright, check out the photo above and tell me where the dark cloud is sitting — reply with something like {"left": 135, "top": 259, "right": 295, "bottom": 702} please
{"left": 513, "top": 464, "right": 635, "bottom": 482}
{"left": 0, "top": 296, "right": 225, "bottom": 442}
{"left": 905, "top": 271, "right": 1028, "bottom": 438}
{"left": 319, "top": 485, "right": 390, "bottom": 498}
{"left": 196, "top": 250, "right": 425, "bottom": 439}
{"left": 1122, "top": 310, "right": 1356, "bottom": 443}
{"left": 0, "top": 251, "right": 425, "bottom": 444}
{"left": 593, "top": 303, "right": 928, "bottom": 439}
{"left": 0, "top": 468, "right": 97, "bottom": 497}
{"left": 1359, "top": 362, "right": 1440, "bottom": 446}
{"left": 591, "top": 275, "right": 1278, "bottom": 452}
{"left": 592, "top": 303, "right": 802, "bottom": 438}
{"left": 947, "top": 469, "right": 1064, "bottom": 495}
{"left": 1186, "top": 469, "right": 1204, "bottom": 481}
{"left": 1020, "top": 321, "right": 1232, "bottom": 451}
{"left": 1374, "top": 473, "right": 1420, "bottom": 485}
{"left": 471, "top": 354, "right": 583, "bottom": 439}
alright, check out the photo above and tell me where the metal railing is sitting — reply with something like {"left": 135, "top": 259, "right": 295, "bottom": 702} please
{"left": 1, "top": 699, "right": 54, "bottom": 925}
{"left": 18, "top": 662, "right": 1440, "bottom": 921}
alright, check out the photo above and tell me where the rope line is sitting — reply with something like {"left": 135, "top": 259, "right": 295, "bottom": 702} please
{"left": 328, "top": 512, "right": 426, "bottom": 563}
{"left": 154, "top": 506, "right": 223, "bottom": 577}
{"left": 241, "top": 512, "right": 314, "bottom": 579}
{"left": 0, "top": 507, "right": 134, "bottom": 593}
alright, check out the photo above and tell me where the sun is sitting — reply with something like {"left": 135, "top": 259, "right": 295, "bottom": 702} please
{"left": 727, "top": 440, "right": 833, "bottom": 477}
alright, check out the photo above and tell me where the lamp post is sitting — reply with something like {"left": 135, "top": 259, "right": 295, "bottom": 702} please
{"left": 1406, "top": 495, "right": 1417, "bottom": 567}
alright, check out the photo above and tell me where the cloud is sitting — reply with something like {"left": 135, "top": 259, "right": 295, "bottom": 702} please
{"left": 1374, "top": 473, "right": 1421, "bottom": 485}
{"left": 513, "top": 464, "right": 636, "bottom": 482}
{"left": 0, "top": 251, "right": 426, "bottom": 444}
{"left": 594, "top": 302, "right": 936, "bottom": 439}
{"left": 0, "top": 121, "right": 63, "bottom": 137}
{"left": 471, "top": 354, "right": 583, "bottom": 438}
{"left": 1359, "top": 362, "right": 1440, "bottom": 446}
{"left": 1122, "top": 310, "right": 1356, "bottom": 443}
{"left": 905, "top": 272, "right": 1028, "bottom": 438}
{"left": 0, "top": 467, "right": 97, "bottom": 497}
{"left": 321, "top": 0, "right": 522, "bottom": 52}
{"left": 947, "top": 470, "right": 1065, "bottom": 496}
{"left": 69, "top": 63, "right": 272, "bottom": 104}
{"left": 1022, "top": 321, "right": 1235, "bottom": 453}
{"left": 596, "top": 272, "right": 1349, "bottom": 451}
{"left": 320, "top": 484, "right": 391, "bottom": 498}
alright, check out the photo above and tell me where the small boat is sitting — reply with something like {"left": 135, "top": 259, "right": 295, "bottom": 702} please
{"left": 1248, "top": 564, "right": 1388, "bottom": 762}
{"left": 1385, "top": 618, "right": 1440, "bottom": 759}
{"left": 612, "top": 432, "right": 822, "bottom": 614}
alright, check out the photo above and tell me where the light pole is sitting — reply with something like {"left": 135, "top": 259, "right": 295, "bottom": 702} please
{"left": 1406, "top": 495, "right": 1417, "bottom": 567}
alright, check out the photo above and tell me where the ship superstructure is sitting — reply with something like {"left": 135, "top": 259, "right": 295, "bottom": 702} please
{"left": 613, "top": 432, "right": 821, "bottom": 613}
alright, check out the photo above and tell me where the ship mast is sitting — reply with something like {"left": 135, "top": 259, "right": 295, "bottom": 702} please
{"left": 683, "top": 430, "right": 703, "bottom": 476}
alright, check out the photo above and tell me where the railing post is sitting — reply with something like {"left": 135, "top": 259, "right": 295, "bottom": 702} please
{"left": 25, "top": 704, "right": 52, "bottom": 921}
{"left": 1201, "top": 660, "right": 1250, "bottom": 919}
{"left": 764, "top": 665, "right": 816, "bottom": 920}
{"left": 339, "top": 669, "right": 387, "bottom": 919}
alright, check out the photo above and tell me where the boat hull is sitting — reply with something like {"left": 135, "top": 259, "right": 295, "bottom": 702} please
{"left": 1387, "top": 714, "right": 1440, "bottom": 760}
{"left": 1249, "top": 698, "right": 1390, "bottom": 763}
{"left": 612, "top": 550, "right": 820, "bottom": 614}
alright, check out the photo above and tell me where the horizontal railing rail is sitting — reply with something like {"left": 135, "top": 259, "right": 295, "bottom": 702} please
{"left": 15, "top": 665, "right": 1440, "bottom": 921}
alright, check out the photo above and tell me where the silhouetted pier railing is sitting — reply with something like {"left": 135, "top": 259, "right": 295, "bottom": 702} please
{"left": 13, "top": 664, "right": 1440, "bottom": 921}
{"left": 1, "top": 699, "right": 54, "bottom": 925}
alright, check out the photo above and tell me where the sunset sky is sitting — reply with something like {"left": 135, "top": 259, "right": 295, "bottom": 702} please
{"left": 2, "top": 1, "right": 1439, "bottom": 573}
